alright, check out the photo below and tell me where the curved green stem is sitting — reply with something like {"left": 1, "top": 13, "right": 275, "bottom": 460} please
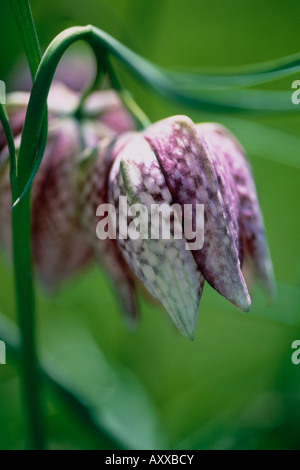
{"left": 9, "top": 0, "right": 46, "bottom": 450}
{"left": 15, "top": 25, "right": 151, "bottom": 198}
{"left": 103, "top": 54, "right": 151, "bottom": 130}
{"left": 14, "top": 24, "right": 300, "bottom": 205}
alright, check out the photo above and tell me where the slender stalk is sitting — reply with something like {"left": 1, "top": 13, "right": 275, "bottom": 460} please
{"left": 103, "top": 54, "right": 151, "bottom": 130}
{"left": 12, "top": 194, "right": 45, "bottom": 449}
{"left": 9, "top": 0, "right": 46, "bottom": 449}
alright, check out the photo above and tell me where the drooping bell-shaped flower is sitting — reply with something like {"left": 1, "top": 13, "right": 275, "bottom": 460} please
{"left": 1, "top": 65, "right": 274, "bottom": 338}
{"left": 143, "top": 116, "right": 251, "bottom": 312}
{"left": 85, "top": 115, "right": 274, "bottom": 339}
{"left": 31, "top": 118, "right": 94, "bottom": 289}
{"left": 0, "top": 115, "right": 94, "bottom": 289}
{"left": 108, "top": 133, "right": 205, "bottom": 339}
{"left": 0, "top": 81, "right": 135, "bottom": 291}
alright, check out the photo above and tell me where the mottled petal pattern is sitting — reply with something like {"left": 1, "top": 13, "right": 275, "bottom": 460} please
{"left": 31, "top": 118, "right": 93, "bottom": 290}
{"left": 109, "top": 134, "right": 204, "bottom": 340}
{"left": 0, "top": 84, "right": 137, "bottom": 299}
{"left": 195, "top": 124, "right": 243, "bottom": 263}
{"left": 145, "top": 116, "right": 250, "bottom": 312}
{"left": 197, "top": 123, "right": 275, "bottom": 298}
{"left": 1, "top": 73, "right": 274, "bottom": 340}
{"left": 79, "top": 135, "right": 139, "bottom": 324}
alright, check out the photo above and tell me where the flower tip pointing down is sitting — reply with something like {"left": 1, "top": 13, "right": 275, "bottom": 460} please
{"left": 165, "top": 299, "right": 199, "bottom": 341}
{"left": 239, "top": 291, "right": 251, "bottom": 314}
{"left": 185, "top": 324, "right": 197, "bottom": 342}
{"left": 1, "top": 85, "right": 275, "bottom": 339}
{"left": 108, "top": 133, "right": 205, "bottom": 339}
{"left": 103, "top": 114, "right": 275, "bottom": 337}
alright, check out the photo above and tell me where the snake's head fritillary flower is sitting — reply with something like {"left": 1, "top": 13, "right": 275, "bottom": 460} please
{"left": 0, "top": 116, "right": 94, "bottom": 289}
{"left": 1, "top": 69, "right": 274, "bottom": 338}
{"left": 31, "top": 118, "right": 94, "bottom": 290}
{"left": 0, "top": 81, "right": 135, "bottom": 291}
{"left": 108, "top": 133, "right": 204, "bottom": 339}
{"left": 83, "top": 115, "right": 274, "bottom": 339}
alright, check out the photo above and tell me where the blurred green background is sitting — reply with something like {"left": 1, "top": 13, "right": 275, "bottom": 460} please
{"left": 0, "top": 0, "right": 299, "bottom": 450}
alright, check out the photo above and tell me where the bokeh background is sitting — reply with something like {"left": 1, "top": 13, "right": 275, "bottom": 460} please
{"left": 0, "top": 0, "right": 299, "bottom": 450}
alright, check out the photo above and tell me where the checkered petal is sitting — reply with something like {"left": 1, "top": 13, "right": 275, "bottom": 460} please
{"left": 31, "top": 118, "right": 93, "bottom": 290}
{"left": 197, "top": 123, "right": 275, "bottom": 298}
{"left": 144, "top": 116, "right": 251, "bottom": 312}
{"left": 195, "top": 124, "right": 243, "bottom": 265}
{"left": 0, "top": 118, "right": 93, "bottom": 288}
{"left": 79, "top": 135, "right": 139, "bottom": 324}
{"left": 109, "top": 134, "right": 204, "bottom": 340}
{"left": 0, "top": 84, "right": 137, "bottom": 294}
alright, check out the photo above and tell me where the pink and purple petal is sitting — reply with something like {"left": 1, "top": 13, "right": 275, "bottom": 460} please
{"left": 144, "top": 116, "right": 250, "bottom": 312}
{"left": 80, "top": 136, "right": 139, "bottom": 324}
{"left": 109, "top": 134, "right": 204, "bottom": 340}
{"left": 197, "top": 123, "right": 275, "bottom": 298}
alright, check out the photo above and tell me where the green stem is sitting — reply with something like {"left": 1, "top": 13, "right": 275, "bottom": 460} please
{"left": 103, "top": 54, "right": 151, "bottom": 130}
{"left": 12, "top": 194, "right": 45, "bottom": 450}
{"left": 9, "top": 0, "right": 46, "bottom": 450}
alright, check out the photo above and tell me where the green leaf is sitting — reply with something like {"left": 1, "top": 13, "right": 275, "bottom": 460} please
{"left": 43, "top": 319, "right": 167, "bottom": 450}
{"left": 9, "top": 0, "right": 41, "bottom": 80}
{"left": 169, "top": 51, "right": 300, "bottom": 89}
{"left": 0, "top": 313, "right": 167, "bottom": 450}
